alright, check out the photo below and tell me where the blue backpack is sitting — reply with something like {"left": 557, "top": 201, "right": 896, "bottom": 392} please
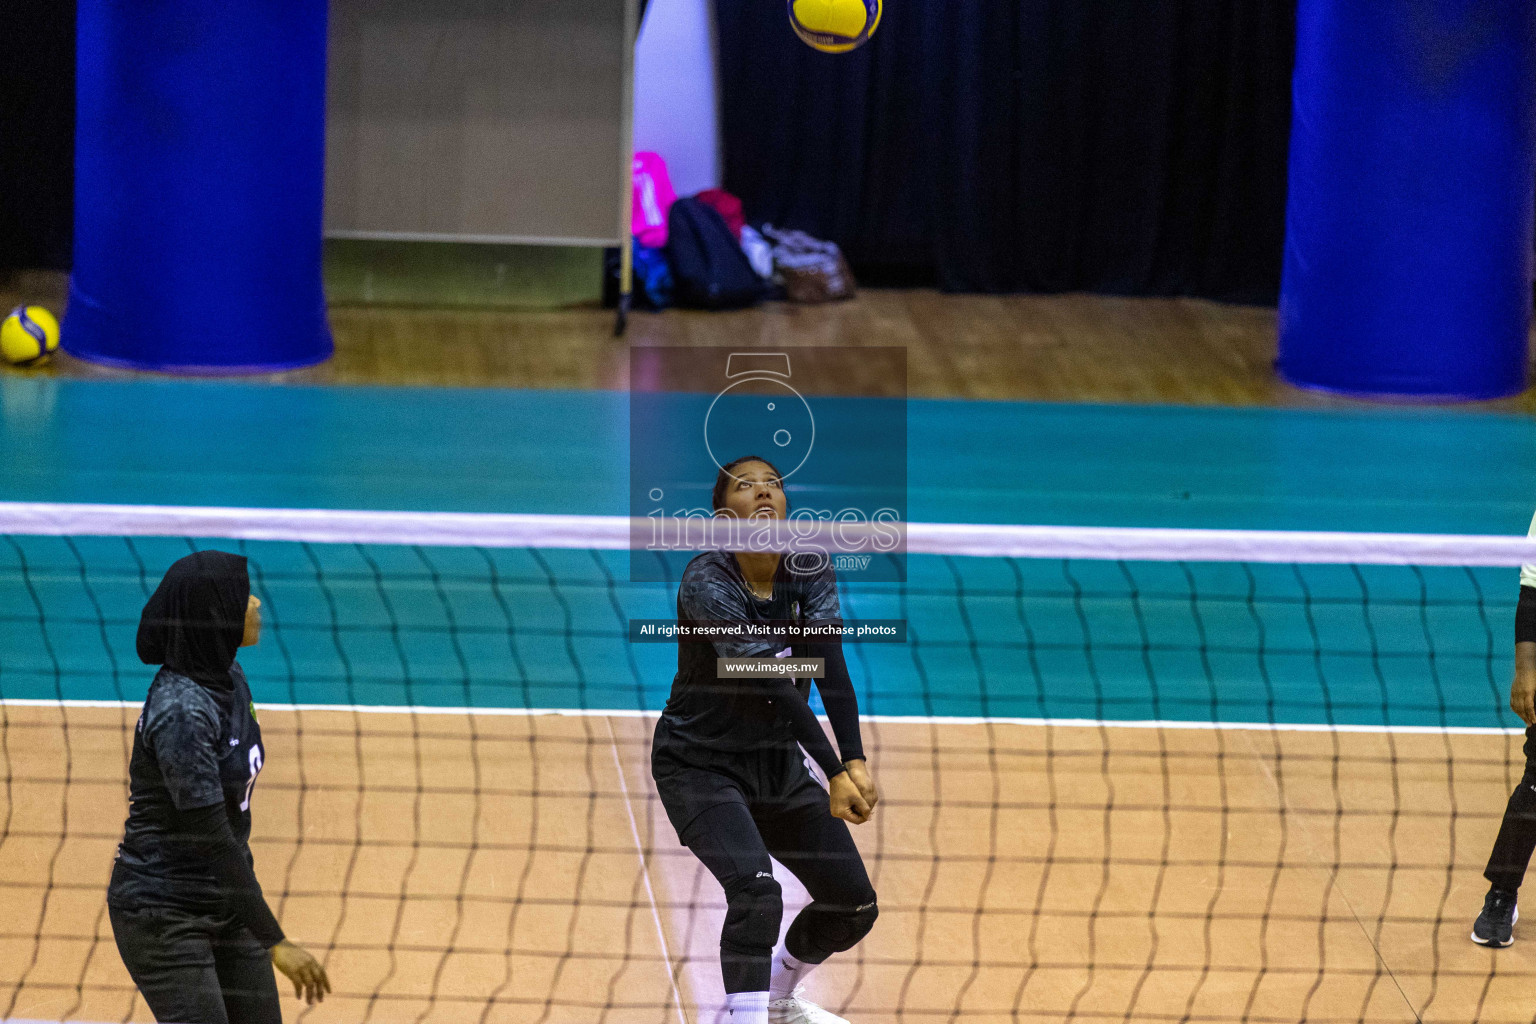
{"left": 631, "top": 240, "right": 673, "bottom": 310}
{"left": 666, "top": 198, "right": 766, "bottom": 309}
{"left": 605, "top": 239, "right": 673, "bottom": 310}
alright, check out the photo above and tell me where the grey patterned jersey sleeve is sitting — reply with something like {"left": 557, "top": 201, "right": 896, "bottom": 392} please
{"left": 678, "top": 565, "right": 780, "bottom": 659}
{"left": 799, "top": 563, "right": 842, "bottom": 624}
{"left": 144, "top": 681, "right": 224, "bottom": 811}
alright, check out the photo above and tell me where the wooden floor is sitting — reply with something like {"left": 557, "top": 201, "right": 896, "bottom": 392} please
{"left": 6, "top": 265, "right": 1536, "bottom": 1024}
{"left": 9, "top": 268, "right": 1536, "bottom": 409}
{"left": 3, "top": 707, "right": 1532, "bottom": 1024}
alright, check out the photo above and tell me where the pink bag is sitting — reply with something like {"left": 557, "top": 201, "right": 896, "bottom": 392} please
{"left": 631, "top": 152, "right": 677, "bottom": 249}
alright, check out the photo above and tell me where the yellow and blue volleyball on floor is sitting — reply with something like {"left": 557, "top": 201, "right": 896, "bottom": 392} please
{"left": 1, "top": 305, "right": 60, "bottom": 367}
{"left": 789, "top": 0, "right": 881, "bottom": 53}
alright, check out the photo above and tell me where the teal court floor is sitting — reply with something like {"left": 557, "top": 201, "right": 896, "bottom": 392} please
{"left": 5, "top": 377, "right": 1536, "bottom": 1024}
{"left": 1, "top": 376, "right": 1533, "bottom": 730}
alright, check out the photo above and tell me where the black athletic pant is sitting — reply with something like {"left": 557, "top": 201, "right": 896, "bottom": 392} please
{"left": 1485, "top": 725, "right": 1536, "bottom": 892}
{"left": 110, "top": 902, "right": 282, "bottom": 1024}
{"left": 680, "top": 793, "right": 878, "bottom": 994}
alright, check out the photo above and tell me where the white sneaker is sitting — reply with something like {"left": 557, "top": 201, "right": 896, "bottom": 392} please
{"left": 768, "top": 988, "right": 849, "bottom": 1024}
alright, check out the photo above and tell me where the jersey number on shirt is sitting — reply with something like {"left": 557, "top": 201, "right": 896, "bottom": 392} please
{"left": 239, "top": 744, "right": 263, "bottom": 812}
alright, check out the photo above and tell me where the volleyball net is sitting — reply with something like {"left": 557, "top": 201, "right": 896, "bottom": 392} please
{"left": 0, "top": 502, "right": 1531, "bottom": 1023}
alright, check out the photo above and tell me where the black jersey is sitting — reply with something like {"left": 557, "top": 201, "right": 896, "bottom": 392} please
{"left": 656, "top": 550, "right": 841, "bottom": 759}
{"left": 109, "top": 664, "right": 266, "bottom": 911}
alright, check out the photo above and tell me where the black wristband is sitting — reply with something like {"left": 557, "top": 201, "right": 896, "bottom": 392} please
{"left": 1518, "top": 586, "right": 1536, "bottom": 645}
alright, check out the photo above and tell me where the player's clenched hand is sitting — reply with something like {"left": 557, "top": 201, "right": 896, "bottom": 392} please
{"left": 830, "top": 771, "right": 872, "bottom": 825}
{"left": 271, "top": 940, "right": 331, "bottom": 1005}
{"left": 843, "top": 759, "right": 879, "bottom": 814}
{"left": 1511, "top": 666, "right": 1536, "bottom": 726}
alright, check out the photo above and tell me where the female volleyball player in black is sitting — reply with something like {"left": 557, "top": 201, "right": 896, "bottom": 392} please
{"left": 652, "top": 456, "right": 879, "bottom": 1024}
{"left": 108, "top": 550, "right": 330, "bottom": 1022}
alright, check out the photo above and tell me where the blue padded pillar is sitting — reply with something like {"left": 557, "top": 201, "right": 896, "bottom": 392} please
{"left": 65, "top": 2, "right": 332, "bottom": 373}
{"left": 1278, "top": 0, "right": 1536, "bottom": 400}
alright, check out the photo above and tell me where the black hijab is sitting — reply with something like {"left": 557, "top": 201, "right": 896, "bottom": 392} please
{"left": 136, "top": 550, "right": 250, "bottom": 692}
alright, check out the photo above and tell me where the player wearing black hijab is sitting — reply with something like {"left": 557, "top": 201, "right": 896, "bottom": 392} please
{"left": 651, "top": 457, "right": 879, "bottom": 1024}
{"left": 108, "top": 550, "right": 329, "bottom": 1023}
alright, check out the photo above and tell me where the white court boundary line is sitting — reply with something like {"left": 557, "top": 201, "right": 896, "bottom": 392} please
{"left": 604, "top": 718, "right": 689, "bottom": 1024}
{"left": 4, "top": 699, "right": 1522, "bottom": 736}
{"left": 2, "top": 500, "right": 1536, "bottom": 566}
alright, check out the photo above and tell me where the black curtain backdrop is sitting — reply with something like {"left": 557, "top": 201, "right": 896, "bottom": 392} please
{"left": 0, "top": 0, "right": 73, "bottom": 271}
{"left": 717, "top": 1, "right": 1296, "bottom": 303}
{"left": 2, "top": 2, "right": 1294, "bottom": 298}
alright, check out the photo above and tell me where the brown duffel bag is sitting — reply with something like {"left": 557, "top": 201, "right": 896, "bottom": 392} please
{"left": 762, "top": 225, "right": 857, "bottom": 303}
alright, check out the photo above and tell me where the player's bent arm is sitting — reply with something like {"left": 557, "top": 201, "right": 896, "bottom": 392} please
{"left": 758, "top": 670, "right": 846, "bottom": 780}
{"left": 176, "top": 801, "right": 286, "bottom": 946}
{"left": 148, "top": 697, "right": 285, "bottom": 946}
{"left": 747, "top": 666, "right": 873, "bottom": 822}
{"left": 803, "top": 633, "right": 879, "bottom": 810}
{"left": 150, "top": 699, "right": 331, "bottom": 1003}
{"left": 177, "top": 799, "right": 332, "bottom": 1003}
{"left": 803, "top": 634, "right": 863, "bottom": 763}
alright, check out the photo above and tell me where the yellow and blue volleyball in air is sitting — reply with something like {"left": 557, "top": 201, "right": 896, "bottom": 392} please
{"left": 1, "top": 306, "right": 60, "bottom": 367}
{"left": 789, "top": 0, "right": 881, "bottom": 53}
